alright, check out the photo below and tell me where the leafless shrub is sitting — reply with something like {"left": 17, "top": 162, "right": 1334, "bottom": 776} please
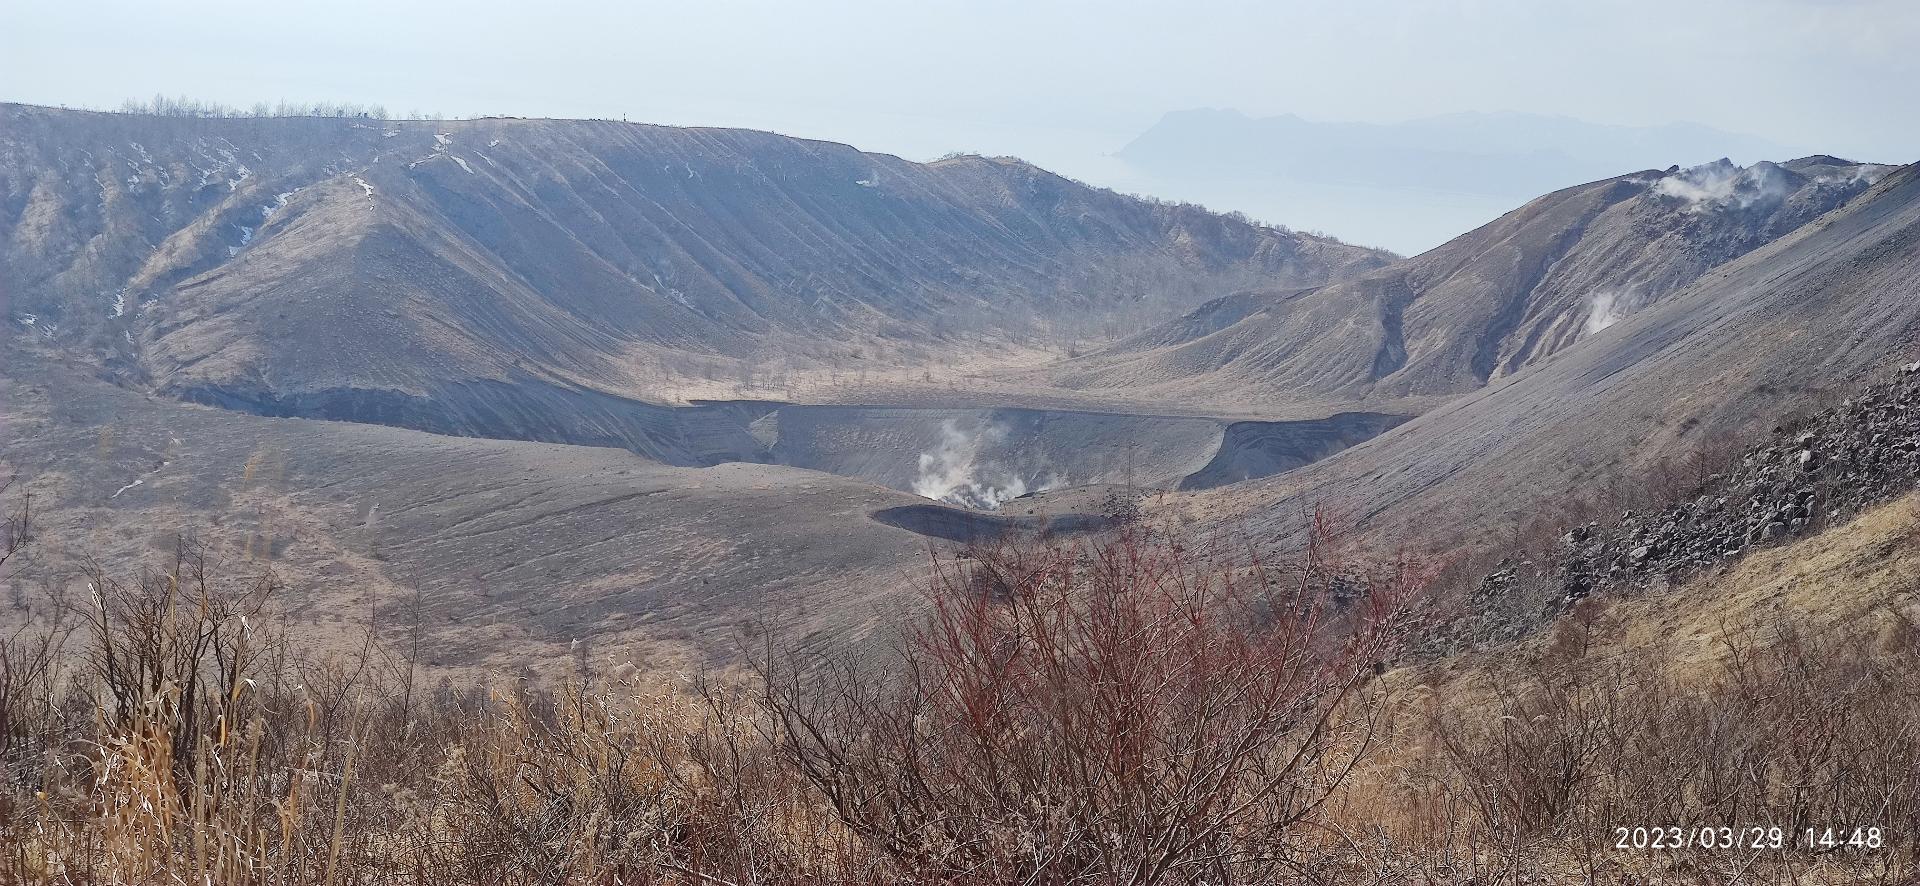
{"left": 750, "top": 513, "right": 1424, "bottom": 883}
{"left": 73, "top": 536, "right": 278, "bottom": 780}
{"left": 0, "top": 481, "right": 61, "bottom": 830}
{"left": 1408, "top": 606, "right": 1920, "bottom": 883}
{"left": 0, "top": 494, "right": 1910, "bottom": 883}
{"left": 0, "top": 479, "right": 30, "bottom": 577}
{"left": 116, "top": 95, "right": 390, "bottom": 119}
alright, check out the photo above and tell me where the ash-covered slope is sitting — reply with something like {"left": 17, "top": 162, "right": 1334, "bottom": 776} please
{"left": 0, "top": 346, "right": 937, "bottom": 669}
{"left": 0, "top": 104, "right": 1391, "bottom": 423}
{"left": 1196, "top": 161, "right": 1920, "bottom": 553}
{"left": 1050, "top": 158, "right": 1892, "bottom": 412}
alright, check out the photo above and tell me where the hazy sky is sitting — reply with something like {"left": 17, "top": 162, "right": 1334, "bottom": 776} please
{"left": 5, "top": 0, "right": 1916, "bottom": 242}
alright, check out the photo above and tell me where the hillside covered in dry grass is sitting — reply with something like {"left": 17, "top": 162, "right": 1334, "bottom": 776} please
{"left": 0, "top": 468, "right": 1912, "bottom": 883}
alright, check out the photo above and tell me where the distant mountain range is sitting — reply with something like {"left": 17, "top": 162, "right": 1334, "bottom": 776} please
{"left": 1108, "top": 109, "right": 1809, "bottom": 253}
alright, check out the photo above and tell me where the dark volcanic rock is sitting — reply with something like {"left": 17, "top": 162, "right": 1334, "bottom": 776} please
{"left": 1428, "top": 368, "right": 1920, "bottom": 654}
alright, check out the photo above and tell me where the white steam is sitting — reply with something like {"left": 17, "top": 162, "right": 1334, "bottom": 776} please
{"left": 1650, "top": 159, "right": 1890, "bottom": 215}
{"left": 1829, "top": 163, "right": 1894, "bottom": 188}
{"left": 912, "top": 420, "right": 1061, "bottom": 510}
{"left": 1584, "top": 287, "right": 1649, "bottom": 335}
{"left": 1585, "top": 291, "right": 1626, "bottom": 334}
{"left": 1650, "top": 159, "right": 1793, "bottom": 213}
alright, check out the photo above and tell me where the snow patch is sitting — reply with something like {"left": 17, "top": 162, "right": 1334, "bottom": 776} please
{"left": 451, "top": 156, "right": 474, "bottom": 175}
{"left": 109, "top": 290, "right": 128, "bottom": 318}
{"left": 650, "top": 272, "right": 693, "bottom": 308}
{"left": 263, "top": 191, "right": 295, "bottom": 219}
{"left": 351, "top": 175, "right": 376, "bottom": 198}
{"left": 112, "top": 461, "right": 170, "bottom": 499}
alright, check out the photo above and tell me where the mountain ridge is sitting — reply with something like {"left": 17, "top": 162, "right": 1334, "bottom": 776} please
{"left": 1042, "top": 156, "right": 1896, "bottom": 414}
{"left": 1, "top": 103, "right": 1394, "bottom": 418}
{"left": 1180, "top": 160, "right": 1920, "bottom": 555}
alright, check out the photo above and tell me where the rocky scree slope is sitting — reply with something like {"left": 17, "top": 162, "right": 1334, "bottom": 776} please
{"left": 1431, "top": 363, "right": 1920, "bottom": 652}
{"left": 1048, "top": 157, "right": 1893, "bottom": 412}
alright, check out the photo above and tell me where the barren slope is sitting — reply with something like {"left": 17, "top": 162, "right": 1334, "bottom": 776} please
{"left": 1185, "top": 162, "right": 1920, "bottom": 552}
{"left": 0, "top": 104, "right": 1392, "bottom": 435}
{"left": 1048, "top": 157, "right": 1892, "bottom": 414}
{"left": 0, "top": 347, "right": 1067, "bottom": 670}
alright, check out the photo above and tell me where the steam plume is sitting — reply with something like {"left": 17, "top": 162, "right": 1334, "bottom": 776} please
{"left": 1651, "top": 159, "right": 1792, "bottom": 213}
{"left": 1585, "top": 290, "right": 1630, "bottom": 334}
{"left": 912, "top": 420, "right": 1061, "bottom": 510}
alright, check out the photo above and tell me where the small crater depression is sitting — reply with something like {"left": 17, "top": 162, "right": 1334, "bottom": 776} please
{"left": 173, "top": 381, "right": 1409, "bottom": 536}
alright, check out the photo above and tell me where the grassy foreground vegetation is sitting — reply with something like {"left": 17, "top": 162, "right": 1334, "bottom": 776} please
{"left": 0, "top": 489, "right": 1915, "bottom": 884}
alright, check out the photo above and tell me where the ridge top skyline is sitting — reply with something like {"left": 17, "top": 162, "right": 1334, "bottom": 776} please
{"left": 8, "top": 0, "right": 1914, "bottom": 249}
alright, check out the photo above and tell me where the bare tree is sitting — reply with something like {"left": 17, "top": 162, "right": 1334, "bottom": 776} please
{"left": 0, "top": 481, "right": 61, "bottom": 783}
{"left": 752, "top": 515, "right": 1424, "bottom": 883}
{"left": 74, "top": 535, "right": 278, "bottom": 779}
{"left": 0, "top": 479, "right": 30, "bottom": 577}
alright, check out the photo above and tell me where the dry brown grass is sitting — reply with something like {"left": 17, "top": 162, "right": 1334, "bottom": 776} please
{"left": 1331, "top": 494, "right": 1920, "bottom": 884}
{"left": 0, "top": 488, "right": 1916, "bottom": 883}
{"left": 0, "top": 504, "right": 1423, "bottom": 884}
